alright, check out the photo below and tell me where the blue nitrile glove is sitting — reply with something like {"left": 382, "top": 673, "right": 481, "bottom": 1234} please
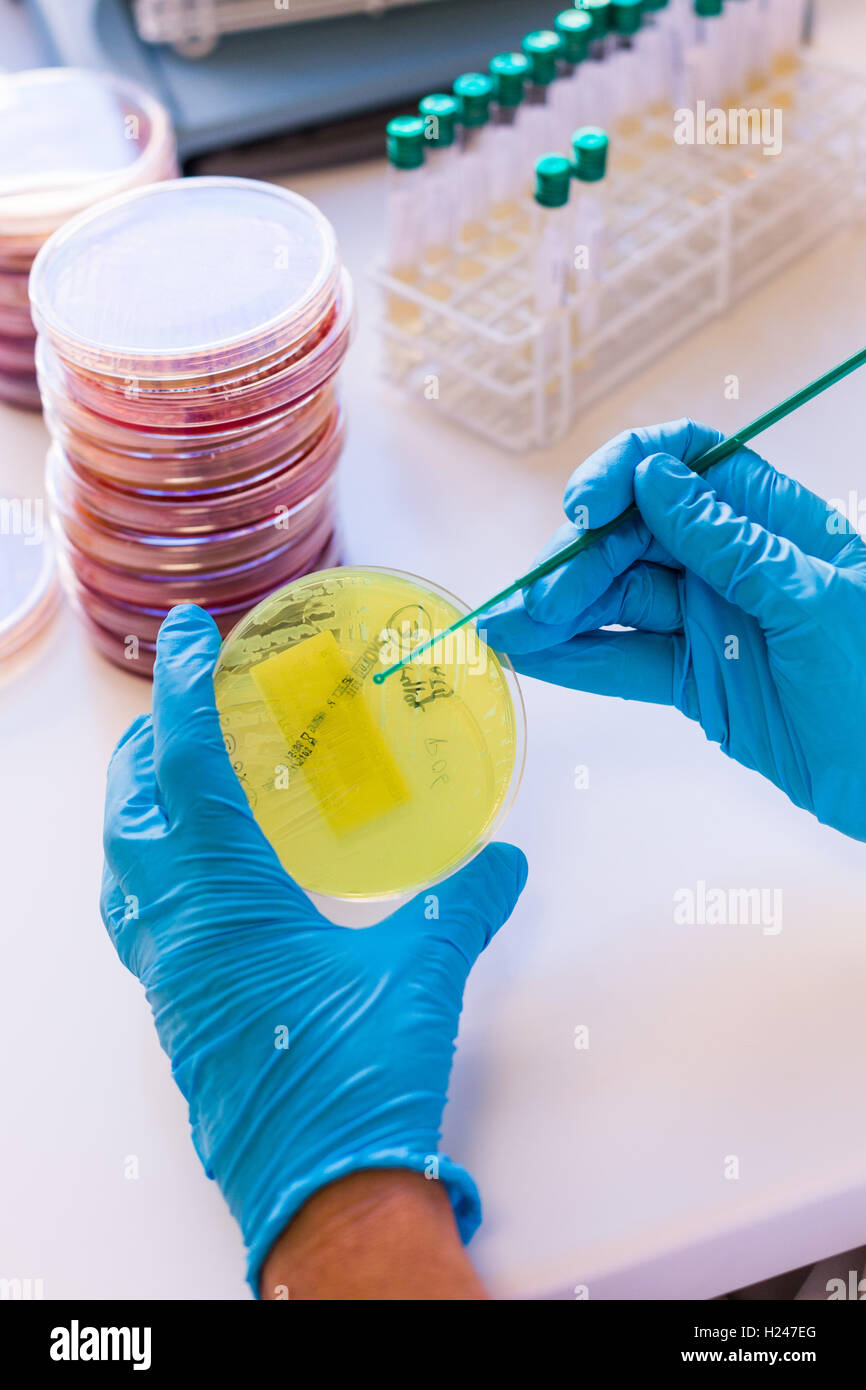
{"left": 101, "top": 605, "right": 527, "bottom": 1294}
{"left": 484, "top": 418, "right": 866, "bottom": 842}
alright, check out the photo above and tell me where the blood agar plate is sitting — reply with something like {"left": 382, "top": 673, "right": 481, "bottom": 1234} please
{"left": 213, "top": 567, "right": 525, "bottom": 901}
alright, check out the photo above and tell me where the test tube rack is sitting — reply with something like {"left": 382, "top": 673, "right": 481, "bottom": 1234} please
{"left": 371, "top": 57, "right": 866, "bottom": 453}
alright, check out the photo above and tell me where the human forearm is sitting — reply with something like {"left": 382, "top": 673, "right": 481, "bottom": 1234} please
{"left": 260, "top": 1169, "right": 488, "bottom": 1301}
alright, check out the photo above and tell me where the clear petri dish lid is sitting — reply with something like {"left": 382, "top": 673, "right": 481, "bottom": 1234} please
{"left": 0, "top": 517, "right": 60, "bottom": 660}
{"left": 0, "top": 69, "right": 175, "bottom": 238}
{"left": 30, "top": 177, "right": 342, "bottom": 382}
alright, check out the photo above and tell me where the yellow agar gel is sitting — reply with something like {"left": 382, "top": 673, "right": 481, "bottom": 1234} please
{"left": 214, "top": 566, "right": 524, "bottom": 900}
{"left": 249, "top": 629, "right": 410, "bottom": 836}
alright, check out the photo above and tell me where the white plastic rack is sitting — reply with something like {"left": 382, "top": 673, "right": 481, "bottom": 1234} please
{"left": 372, "top": 58, "right": 866, "bottom": 453}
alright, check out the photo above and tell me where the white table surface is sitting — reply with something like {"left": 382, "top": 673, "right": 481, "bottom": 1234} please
{"left": 2, "top": 0, "right": 866, "bottom": 1301}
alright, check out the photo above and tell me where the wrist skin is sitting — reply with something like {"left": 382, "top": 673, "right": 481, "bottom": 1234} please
{"left": 260, "top": 1169, "right": 488, "bottom": 1301}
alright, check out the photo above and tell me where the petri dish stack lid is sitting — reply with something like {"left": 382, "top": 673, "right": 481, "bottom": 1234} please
{"left": 0, "top": 69, "right": 175, "bottom": 255}
{"left": 29, "top": 178, "right": 343, "bottom": 383}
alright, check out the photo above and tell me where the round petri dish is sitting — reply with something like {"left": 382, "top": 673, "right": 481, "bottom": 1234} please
{"left": 0, "top": 333, "right": 36, "bottom": 373}
{"left": 29, "top": 177, "right": 341, "bottom": 382}
{"left": 61, "top": 531, "right": 343, "bottom": 677}
{"left": 70, "top": 604, "right": 156, "bottom": 679}
{"left": 0, "top": 368, "right": 41, "bottom": 409}
{"left": 46, "top": 445, "right": 337, "bottom": 572}
{"left": 0, "top": 267, "right": 30, "bottom": 307}
{"left": 42, "top": 269, "right": 354, "bottom": 429}
{"left": 0, "top": 301, "right": 34, "bottom": 336}
{"left": 50, "top": 405, "right": 343, "bottom": 534}
{"left": 68, "top": 574, "right": 275, "bottom": 644}
{"left": 0, "top": 68, "right": 176, "bottom": 242}
{"left": 0, "top": 522, "right": 60, "bottom": 660}
{"left": 54, "top": 515, "right": 339, "bottom": 608}
{"left": 213, "top": 566, "right": 526, "bottom": 901}
{"left": 37, "top": 337, "right": 338, "bottom": 491}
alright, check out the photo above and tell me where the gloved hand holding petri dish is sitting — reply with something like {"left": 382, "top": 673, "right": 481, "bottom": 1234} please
{"left": 214, "top": 566, "right": 525, "bottom": 901}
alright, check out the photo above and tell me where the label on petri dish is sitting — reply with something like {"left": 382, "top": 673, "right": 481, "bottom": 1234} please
{"left": 214, "top": 566, "right": 523, "bottom": 900}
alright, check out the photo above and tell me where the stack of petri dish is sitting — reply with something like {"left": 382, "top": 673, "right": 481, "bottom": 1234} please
{"left": 30, "top": 177, "right": 352, "bottom": 675}
{"left": 0, "top": 68, "right": 176, "bottom": 409}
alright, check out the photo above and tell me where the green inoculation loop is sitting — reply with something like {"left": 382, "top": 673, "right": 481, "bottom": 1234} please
{"left": 695, "top": 0, "right": 723, "bottom": 16}
{"left": 554, "top": 10, "right": 594, "bottom": 63}
{"left": 534, "top": 153, "right": 573, "bottom": 207}
{"left": 611, "top": 0, "right": 644, "bottom": 34}
{"left": 489, "top": 52, "right": 531, "bottom": 107}
{"left": 386, "top": 115, "right": 426, "bottom": 169}
{"left": 373, "top": 344, "right": 866, "bottom": 684}
{"left": 575, "top": 0, "right": 612, "bottom": 40}
{"left": 572, "top": 126, "right": 609, "bottom": 181}
{"left": 453, "top": 72, "right": 493, "bottom": 127}
{"left": 419, "top": 93, "right": 459, "bottom": 147}
{"left": 521, "top": 30, "right": 565, "bottom": 86}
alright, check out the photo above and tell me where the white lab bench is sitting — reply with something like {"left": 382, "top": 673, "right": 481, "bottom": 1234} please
{"left": 2, "top": 1, "right": 866, "bottom": 1301}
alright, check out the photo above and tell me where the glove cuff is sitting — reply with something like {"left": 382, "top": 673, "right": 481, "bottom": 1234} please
{"left": 246, "top": 1149, "right": 481, "bottom": 1297}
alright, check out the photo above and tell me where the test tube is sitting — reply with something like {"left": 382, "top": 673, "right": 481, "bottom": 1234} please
{"left": 571, "top": 127, "right": 609, "bottom": 347}
{"left": 574, "top": 1, "right": 613, "bottom": 128}
{"left": 488, "top": 52, "right": 531, "bottom": 225}
{"left": 384, "top": 116, "right": 426, "bottom": 328}
{"left": 521, "top": 31, "right": 566, "bottom": 173}
{"left": 715, "top": 0, "right": 743, "bottom": 99}
{"left": 452, "top": 72, "right": 494, "bottom": 250}
{"left": 766, "top": 0, "right": 810, "bottom": 75}
{"left": 551, "top": 11, "right": 594, "bottom": 150}
{"left": 576, "top": 0, "right": 613, "bottom": 60}
{"left": 418, "top": 94, "right": 459, "bottom": 267}
{"left": 736, "top": 0, "right": 773, "bottom": 92}
{"left": 607, "top": 0, "right": 646, "bottom": 133}
{"left": 684, "top": 0, "right": 726, "bottom": 110}
{"left": 636, "top": 0, "right": 678, "bottom": 116}
{"left": 662, "top": 0, "right": 699, "bottom": 106}
{"left": 532, "top": 154, "right": 573, "bottom": 382}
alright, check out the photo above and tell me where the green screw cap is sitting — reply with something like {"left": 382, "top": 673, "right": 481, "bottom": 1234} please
{"left": 453, "top": 72, "right": 493, "bottom": 127}
{"left": 611, "top": 0, "right": 643, "bottom": 33}
{"left": 572, "top": 126, "right": 609, "bottom": 181}
{"left": 489, "top": 52, "right": 530, "bottom": 107}
{"left": 521, "top": 30, "right": 564, "bottom": 86}
{"left": 386, "top": 115, "right": 425, "bottom": 170}
{"left": 554, "top": 10, "right": 593, "bottom": 63}
{"left": 575, "top": 0, "right": 611, "bottom": 40}
{"left": 642, "top": 1, "right": 669, "bottom": 10}
{"left": 694, "top": 0, "right": 723, "bottom": 15}
{"left": 535, "top": 153, "right": 572, "bottom": 208}
{"left": 419, "top": 94, "right": 458, "bottom": 147}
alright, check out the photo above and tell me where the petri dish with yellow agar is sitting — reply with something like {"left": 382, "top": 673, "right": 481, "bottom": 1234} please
{"left": 214, "top": 566, "right": 525, "bottom": 901}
